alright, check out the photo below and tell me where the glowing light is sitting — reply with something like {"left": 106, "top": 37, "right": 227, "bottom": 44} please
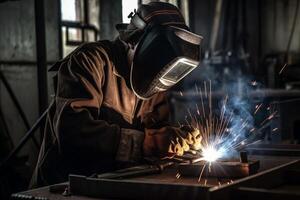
{"left": 61, "top": 0, "right": 76, "bottom": 21}
{"left": 202, "top": 146, "right": 221, "bottom": 162}
{"left": 122, "top": 0, "right": 138, "bottom": 23}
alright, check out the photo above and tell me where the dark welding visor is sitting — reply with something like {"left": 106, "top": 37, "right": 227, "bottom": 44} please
{"left": 130, "top": 25, "right": 203, "bottom": 99}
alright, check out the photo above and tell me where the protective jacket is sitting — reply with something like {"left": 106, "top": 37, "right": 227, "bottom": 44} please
{"left": 30, "top": 39, "right": 169, "bottom": 187}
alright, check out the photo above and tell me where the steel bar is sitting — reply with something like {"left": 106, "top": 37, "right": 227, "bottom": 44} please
{"left": 34, "top": 0, "right": 48, "bottom": 121}
{"left": 178, "top": 160, "right": 260, "bottom": 178}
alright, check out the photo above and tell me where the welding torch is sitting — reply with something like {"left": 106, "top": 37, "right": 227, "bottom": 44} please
{"left": 96, "top": 153, "right": 203, "bottom": 180}
{"left": 97, "top": 161, "right": 174, "bottom": 179}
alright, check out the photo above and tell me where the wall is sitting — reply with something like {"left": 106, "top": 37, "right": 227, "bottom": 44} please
{"left": 100, "top": 0, "right": 122, "bottom": 40}
{"left": 0, "top": 0, "right": 60, "bottom": 170}
{"left": 189, "top": 0, "right": 300, "bottom": 73}
{"left": 261, "top": 0, "right": 300, "bottom": 54}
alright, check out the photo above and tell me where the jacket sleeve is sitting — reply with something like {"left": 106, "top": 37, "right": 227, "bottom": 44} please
{"left": 141, "top": 92, "right": 171, "bottom": 130}
{"left": 142, "top": 92, "right": 192, "bottom": 156}
{"left": 53, "top": 45, "right": 121, "bottom": 161}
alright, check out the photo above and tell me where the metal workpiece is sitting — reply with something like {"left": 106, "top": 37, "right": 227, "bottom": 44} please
{"left": 65, "top": 145, "right": 300, "bottom": 199}
{"left": 178, "top": 159, "right": 260, "bottom": 178}
{"left": 11, "top": 149, "right": 300, "bottom": 200}
{"left": 240, "top": 151, "right": 248, "bottom": 163}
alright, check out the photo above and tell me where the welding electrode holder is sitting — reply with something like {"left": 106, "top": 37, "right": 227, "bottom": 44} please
{"left": 96, "top": 160, "right": 174, "bottom": 180}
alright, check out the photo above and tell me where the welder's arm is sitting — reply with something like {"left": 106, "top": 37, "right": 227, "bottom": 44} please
{"left": 142, "top": 93, "right": 190, "bottom": 157}
{"left": 54, "top": 48, "right": 142, "bottom": 163}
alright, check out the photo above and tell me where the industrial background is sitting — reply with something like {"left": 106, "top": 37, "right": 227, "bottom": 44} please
{"left": 0, "top": 0, "right": 300, "bottom": 199}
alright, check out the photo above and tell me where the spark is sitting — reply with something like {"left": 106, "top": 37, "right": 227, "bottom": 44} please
{"left": 204, "top": 81, "right": 207, "bottom": 98}
{"left": 268, "top": 111, "right": 277, "bottom": 119}
{"left": 272, "top": 128, "right": 278, "bottom": 132}
{"left": 169, "top": 81, "right": 275, "bottom": 184}
{"left": 198, "top": 163, "right": 207, "bottom": 182}
{"left": 260, "top": 111, "right": 277, "bottom": 126}
{"left": 279, "top": 63, "right": 287, "bottom": 74}
{"left": 196, "top": 104, "right": 201, "bottom": 115}
{"left": 251, "top": 80, "right": 258, "bottom": 86}
{"left": 254, "top": 103, "right": 263, "bottom": 115}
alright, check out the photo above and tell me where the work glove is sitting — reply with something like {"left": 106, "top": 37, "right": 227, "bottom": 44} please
{"left": 143, "top": 126, "right": 198, "bottom": 157}
{"left": 116, "top": 128, "right": 144, "bottom": 162}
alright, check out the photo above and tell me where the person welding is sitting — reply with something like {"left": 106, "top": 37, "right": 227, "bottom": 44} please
{"left": 30, "top": 2, "right": 202, "bottom": 187}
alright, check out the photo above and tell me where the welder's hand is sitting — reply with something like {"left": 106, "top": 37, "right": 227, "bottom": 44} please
{"left": 183, "top": 128, "right": 202, "bottom": 151}
{"left": 167, "top": 126, "right": 203, "bottom": 155}
{"left": 143, "top": 126, "right": 193, "bottom": 157}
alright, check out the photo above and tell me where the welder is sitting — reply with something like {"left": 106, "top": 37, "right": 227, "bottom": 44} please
{"left": 30, "top": 2, "right": 202, "bottom": 187}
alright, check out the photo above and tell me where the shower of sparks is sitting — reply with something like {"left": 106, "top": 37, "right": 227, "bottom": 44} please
{"left": 279, "top": 63, "right": 287, "bottom": 74}
{"left": 169, "top": 80, "right": 277, "bottom": 185}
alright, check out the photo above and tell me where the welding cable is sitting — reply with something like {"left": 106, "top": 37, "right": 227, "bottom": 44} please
{"left": 285, "top": 0, "right": 300, "bottom": 62}
{"left": 0, "top": 71, "right": 40, "bottom": 148}
{"left": 0, "top": 106, "right": 49, "bottom": 170}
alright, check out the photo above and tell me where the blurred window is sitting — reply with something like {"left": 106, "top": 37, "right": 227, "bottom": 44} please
{"left": 61, "top": 0, "right": 77, "bottom": 21}
{"left": 61, "top": 0, "right": 99, "bottom": 57}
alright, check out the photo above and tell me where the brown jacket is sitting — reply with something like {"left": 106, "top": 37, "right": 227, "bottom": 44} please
{"left": 30, "top": 39, "right": 170, "bottom": 187}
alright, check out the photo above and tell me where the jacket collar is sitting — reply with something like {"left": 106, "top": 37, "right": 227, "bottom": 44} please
{"left": 111, "top": 38, "right": 131, "bottom": 84}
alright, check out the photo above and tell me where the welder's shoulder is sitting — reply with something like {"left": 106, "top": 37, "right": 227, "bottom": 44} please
{"left": 70, "top": 41, "right": 112, "bottom": 66}
{"left": 50, "top": 40, "right": 113, "bottom": 72}
{"left": 76, "top": 41, "right": 112, "bottom": 57}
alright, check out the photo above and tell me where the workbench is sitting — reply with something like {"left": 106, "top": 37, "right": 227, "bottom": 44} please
{"left": 15, "top": 145, "right": 300, "bottom": 200}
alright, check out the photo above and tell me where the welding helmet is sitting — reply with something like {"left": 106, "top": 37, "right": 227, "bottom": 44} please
{"left": 117, "top": 2, "right": 203, "bottom": 99}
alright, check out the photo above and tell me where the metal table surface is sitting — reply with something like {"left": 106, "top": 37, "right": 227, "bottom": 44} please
{"left": 16, "top": 154, "right": 300, "bottom": 200}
